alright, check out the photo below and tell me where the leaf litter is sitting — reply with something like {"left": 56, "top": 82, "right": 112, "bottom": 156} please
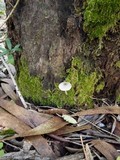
{"left": 0, "top": 98, "right": 120, "bottom": 159}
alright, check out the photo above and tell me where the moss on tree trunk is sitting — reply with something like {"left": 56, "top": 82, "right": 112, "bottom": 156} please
{"left": 5, "top": 0, "right": 120, "bottom": 107}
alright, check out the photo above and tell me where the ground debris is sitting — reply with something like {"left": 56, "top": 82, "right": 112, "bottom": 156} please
{"left": 0, "top": 98, "right": 120, "bottom": 159}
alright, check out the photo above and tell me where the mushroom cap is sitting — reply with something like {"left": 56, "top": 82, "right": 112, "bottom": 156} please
{"left": 59, "top": 82, "right": 72, "bottom": 91}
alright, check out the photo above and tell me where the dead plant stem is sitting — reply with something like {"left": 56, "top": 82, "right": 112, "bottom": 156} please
{"left": 0, "top": 0, "right": 20, "bottom": 29}
{"left": 1, "top": 57, "right": 27, "bottom": 108}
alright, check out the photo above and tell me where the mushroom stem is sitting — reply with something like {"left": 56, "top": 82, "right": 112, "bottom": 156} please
{"left": 65, "top": 91, "right": 68, "bottom": 95}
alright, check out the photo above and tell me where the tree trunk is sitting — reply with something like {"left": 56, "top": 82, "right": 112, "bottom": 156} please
{"left": 5, "top": 0, "right": 120, "bottom": 107}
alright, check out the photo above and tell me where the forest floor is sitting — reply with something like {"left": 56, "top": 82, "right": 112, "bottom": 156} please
{"left": 0, "top": 1, "right": 120, "bottom": 160}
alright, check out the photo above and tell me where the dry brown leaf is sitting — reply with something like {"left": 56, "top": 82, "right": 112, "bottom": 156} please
{"left": 0, "top": 107, "right": 31, "bottom": 134}
{"left": 53, "top": 124, "right": 91, "bottom": 135}
{"left": 73, "top": 105, "right": 120, "bottom": 117}
{"left": 0, "top": 100, "right": 56, "bottom": 159}
{"left": 23, "top": 116, "right": 68, "bottom": 137}
{"left": 27, "top": 136, "right": 56, "bottom": 159}
{"left": 0, "top": 99, "right": 52, "bottom": 128}
{"left": 91, "top": 139, "right": 119, "bottom": 160}
{"left": 0, "top": 99, "right": 69, "bottom": 158}
{"left": 0, "top": 99, "right": 68, "bottom": 136}
{"left": 0, "top": 87, "right": 5, "bottom": 97}
{"left": 38, "top": 108, "right": 69, "bottom": 115}
{"left": 1, "top": 83, "right": 18, "bottom": 101}
{"left": 113, "top": 121, "right": 120, "bottom": 136}
{"left": 0, "top": 78, "right": 15, "bottom": 90}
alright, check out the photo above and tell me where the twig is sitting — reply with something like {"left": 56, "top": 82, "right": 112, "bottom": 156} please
{"left": 2, "top": 140, "right": 22, "bottom": 151}
{"left": 81, "top": 116, "right": 120, "bottom": 140}
{"left": 56, "top": 153, "right": 85, "bottom": 160}
{"left": 8, "top": 1, "right": 14, "bottom": 8}
{"left": 49, "top": 134, "right": 82, "bottom": 146}
{"left": 0, "top": 0, "right": 20, "bottom": 29}
{"left": 0, "top": 150, "right": 40, "bottom": 160}
{"left": 1, "top": 56, "right": 28, "bottom": 108}
{"left": 80, "top": 135, "right": 87, "bottom": 160}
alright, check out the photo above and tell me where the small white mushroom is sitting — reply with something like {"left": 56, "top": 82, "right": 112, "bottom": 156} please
{"left": 58, "top": 81, "right": 72, "bottom": 94}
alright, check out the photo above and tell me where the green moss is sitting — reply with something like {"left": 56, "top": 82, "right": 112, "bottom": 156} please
{"left": 17, "top": 58, "right": 43, "bottom": 103}
{"left": 115, "top": 61, "right": 120, "bottom": 68}
{"left": 96, "top": 81, "right": 105, "bottom": 93}
{"left": 47, "top": 57, "right": 103, "bottom": 108}
{"left": 116, "top": 92, "right": 120, "bottom": 104}
{"left": 116, "top": 94, "right": 120, "bottom": 103}
{"left": 18, "top": 57, "right": 104, "bottom": 108}
{"left": 83, "top": 0, "right": 120, "bottom": 40}
{"left": 116, "top": 86, "right": 120, "bottom": 103}
{"left": 66, "top": 57, "right": 103, "bottom": 107}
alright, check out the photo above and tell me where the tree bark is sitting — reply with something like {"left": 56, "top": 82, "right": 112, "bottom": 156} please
{"left": 5, "top": 0, "right": 120, "bottom": 105}
{"left": 5, "top": 0, "right": 83, "bottom": 88}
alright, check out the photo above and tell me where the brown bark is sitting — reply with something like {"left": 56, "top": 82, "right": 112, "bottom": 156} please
{"left": 5, "top": 0, "right": 84, "bottom": 89}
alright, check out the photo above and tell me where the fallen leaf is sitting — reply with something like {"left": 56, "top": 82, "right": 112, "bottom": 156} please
{"left": 0, "top": 107, "right": 30, "bottom": 135}
{"left": 0, "top": 78, "right": 15, "bottom": 90}
{"left": 8, "top": 63, "right": 16, "bottom": 76}
{"left": 0, "top": 87, "right": 5, "bottom": 97}
{"left": 53, "top": 124, "right": 91, "bottom": 135}
{"left": 91, "top": 140, "right": 119, "bottom": 160}
{"left": 113, "top": 121, "right": 120, "bottom": 136}
{"left": 116, "top": 156, "right": 120, "bottom": 160}
{"left": 0, "top": 99, "right": 68, "bottom": 136}
{"left": 23, "top": 116, "right": 68, "bottom": 137}
{"left": 38, "top": 108, "right": 69, "bottom": 115}
{"left": 0, "top": 142, "right": 3, "bottom": 149}
{"left": 0, "top": 99, "right": 52, "bottom": 128}
{"left": 27, "top": 136, "right": 56, "bottom": 159}
{"left": 0, "top": 100, "right": 56, "bottom": 158}
{"left": 0, "top": 71, "right": 6, "bottom": 78}
{"left": 1, "top": 83, "right": 18, "bottom": 101}
{"left": 62, "top": 114, "right": 77, "bottom": 124}
{"left": 73, "top": 106, "right": 120, "bottom": 117}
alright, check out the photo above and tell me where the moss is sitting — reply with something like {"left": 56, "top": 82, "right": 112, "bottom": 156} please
{"left": 96, "top": 81, "right": 105, "bottom": 93}
{"left": 116, "top": 85, "right": 120, "bottom": 103}
{"left": 83, "top": 0, "right": 120, "bottom": 40}
{"left": 115, "top": 61, "right": 120, "bottom": 68}
{"left": 47, "top": 57, "right": 103, "bottom": 108}
{"left": 116, "top": 94, "right": 120, "bottom": 103}
{"left": 17, "top": 58, "right": 43, "bottom": 103}
{"left": 18, "top": 57, "right": 104, "bottom": 108}
{"left": 66, "top": 57, "right": 103, "bottom": 107}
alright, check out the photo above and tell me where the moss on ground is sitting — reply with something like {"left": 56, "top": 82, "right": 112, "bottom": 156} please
{"left": 17, "top": 59, "right": 43, "bottom": 103}
{"left": 18, "top": 57, "right": 104, "bottom": 108}
{"left": 83, "top": 0, "right": 120, "bottom": 40}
